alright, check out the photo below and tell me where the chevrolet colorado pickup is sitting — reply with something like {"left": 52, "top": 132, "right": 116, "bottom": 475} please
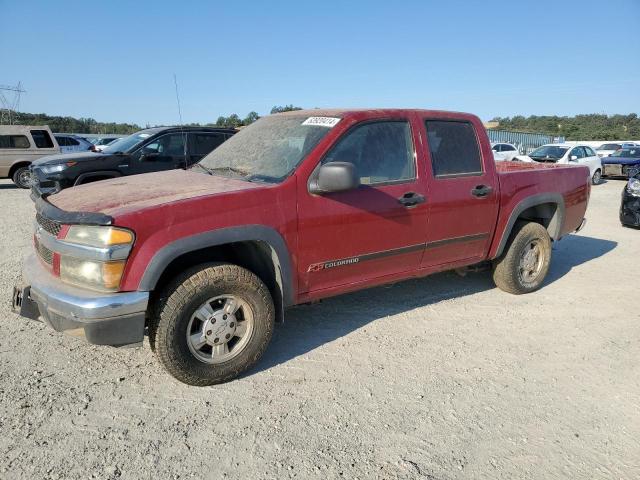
{"left": 12, "top": 109, "right": 590, "bottom": 386}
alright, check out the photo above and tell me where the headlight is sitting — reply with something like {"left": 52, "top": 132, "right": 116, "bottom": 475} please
{"left": 65, "top": 225, "right": 134, "bottom": 247}
{"left": 60, "top": 257, "right": 126, "bottom": 291}
{"left": 627, "top": 178, "right": 640, "bottom": 197}
{"left": 59, "top": 226, "right": 134, "bottom": 292}
{"left": 40, "top": 161, "right": 77, "bottom": 174}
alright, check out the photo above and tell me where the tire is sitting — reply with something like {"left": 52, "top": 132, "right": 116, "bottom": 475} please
{"left": 11, "top": 166, "right": 32, "bottom": 189}
{"left": 149, "top": 263, "right": 274, "bottom": 386}
{"left": 592, "top": 169, "right": 602, "bottom": 185}
{"left": 492, "top": 221, "right": 552, "bottom": 295}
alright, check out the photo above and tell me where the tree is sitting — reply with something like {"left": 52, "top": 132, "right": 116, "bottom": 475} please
{"left": 270, "top": 105, "right": 302, "bottom": 114}
{"left": 243, "top": 111, "right": 260, "bottom": 125}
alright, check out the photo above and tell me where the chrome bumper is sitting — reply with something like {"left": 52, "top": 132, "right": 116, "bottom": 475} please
{"left": 12, "top": 254, "right": 149, "bottom": 347}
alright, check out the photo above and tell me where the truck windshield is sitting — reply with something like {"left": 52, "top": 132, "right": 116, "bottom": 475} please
{"left": 102, "top": 132, "right": 153, "bottom": 154}
{"left": 529, "top": 146, "right": 568, "bottom": 160}
{"left": 197, "top": 116, "right": 333, "bottom": 183}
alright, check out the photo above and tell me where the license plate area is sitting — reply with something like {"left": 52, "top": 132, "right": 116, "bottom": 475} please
{"left": 604, "top": 164, "right": 622, "bottom": 176}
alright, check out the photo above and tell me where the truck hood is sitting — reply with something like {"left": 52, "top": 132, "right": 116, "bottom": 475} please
{"left": 32, "top": 151, "right": 106, "bottom": 166}
{"left": 47, "top": 169, "right": 262, "bottom": 217}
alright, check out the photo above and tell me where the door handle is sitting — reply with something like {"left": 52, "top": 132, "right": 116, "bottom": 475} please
{"left": 398, "top": 192, "right": 426, "bottom": 207}
{"left": 471, "top": 185, "right": 493, "bottom": 198}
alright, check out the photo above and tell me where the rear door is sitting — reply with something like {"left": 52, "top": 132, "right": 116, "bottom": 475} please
{"left": 419, "top": 117, "right": 500, "bottom": 266}
{"left": 296, "top": 117, "right": 428, "bottom": 293}
{"left": 187, "top": 131, "right": 227, "bottom": 166}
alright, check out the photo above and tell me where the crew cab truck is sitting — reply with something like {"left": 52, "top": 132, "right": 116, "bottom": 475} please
{"left": 12, "top": 109, "right": 590, "bottom": 386}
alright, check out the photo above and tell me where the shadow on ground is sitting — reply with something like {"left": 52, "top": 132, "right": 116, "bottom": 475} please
{"left": 0, "top": 184, "right": 18, "bottom": 190}
{"left": 249, "top": 234, "right": 617, "bottom": 375}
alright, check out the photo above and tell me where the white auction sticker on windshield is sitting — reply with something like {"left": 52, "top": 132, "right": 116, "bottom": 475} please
{"left": 302, "top": 117, "right": 341, "bottom": 128}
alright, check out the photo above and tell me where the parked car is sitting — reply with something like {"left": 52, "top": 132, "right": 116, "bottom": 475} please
{"left": 54, "top": 134, "right": 95, "bottom": 154}
{"left": 516, "top": 144, "right": 602, "bottom": 185}
{"left": 620, "top": 170, "right": 640, "bottom": 227}
{"left": 0, "top": 125, "right": 60, "bottom": 188}
{"left": 13, "top": 108, "right": 591, "bottom": 386}
{"left": 596, "top": 142, "right": 637, "bottom": 158}
{"left": 30, "top": 126, "right": 236, "bottom": 195}
{"left": 491, "top": 142, "right": 519, "bottom": 161}
{"left": 92, "top": 136, "right": 122, "bottom": 152}
{"left": 601, "top": 147, "right": 640, "bottom": 178}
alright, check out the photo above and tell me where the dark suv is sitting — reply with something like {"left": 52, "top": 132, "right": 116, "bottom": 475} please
{"left": 30, "top": 126, "right": 236, "bottom": 195}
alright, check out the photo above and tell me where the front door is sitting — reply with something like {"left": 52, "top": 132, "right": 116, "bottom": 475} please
{"left": 128, "top": 132, "right": 188, "bottom": 175}
{"left": 297, "top": 119, "right": 428, "bottom": 293}
{"left": 418, "top": 118, "right": 500, "bottom": 266}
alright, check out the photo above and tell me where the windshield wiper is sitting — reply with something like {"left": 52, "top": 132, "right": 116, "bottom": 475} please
{"left": 207, "top": 166, "right": 252, "bottom": 177}
{"left": 191, "top": 163, "right": 213, "bottom": 175}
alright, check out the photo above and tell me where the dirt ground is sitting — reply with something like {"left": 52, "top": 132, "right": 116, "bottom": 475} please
{"left": 0, "top": 177, "right": 638, "bottom": 480}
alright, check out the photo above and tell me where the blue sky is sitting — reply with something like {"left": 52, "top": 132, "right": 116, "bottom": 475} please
{"left": 1, "top": 0, "right": 639, "bottom": 126}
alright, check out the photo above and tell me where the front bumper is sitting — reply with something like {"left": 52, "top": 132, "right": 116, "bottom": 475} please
{"left": 12, "top": 254, "right": 149, "bottom": 347}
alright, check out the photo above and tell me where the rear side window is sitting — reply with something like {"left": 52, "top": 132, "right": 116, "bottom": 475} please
{"left": 0, "top": 135, "right": 30, "bottom": 149}
{"left": 322, "top": 121, "right": 415, "bottom": 185}
{"left": 503, "top": 144, "right": 516, "bottom": 151}
{"left": 191, "top": 133, "right": 226, "bottom": 156}
{"left": 31, "top": 130, "right": 55, "bottom": 148}
{"left": 425, "top": 120, "right": 482, "bottom": 177}
{"left": 584, "top": 146, "right": 596, "bottom": 156}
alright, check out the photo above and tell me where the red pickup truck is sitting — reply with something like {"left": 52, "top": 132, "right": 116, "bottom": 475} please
{"left": 13, "top": 109, "right": 590, "bottom": 385}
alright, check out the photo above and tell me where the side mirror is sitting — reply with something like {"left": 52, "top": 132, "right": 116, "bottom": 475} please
{"left": 309, "top": 162, "right": 360, "bottom": 194}
{"left": 570, "top": 155, "right": 579, "bottom": 161}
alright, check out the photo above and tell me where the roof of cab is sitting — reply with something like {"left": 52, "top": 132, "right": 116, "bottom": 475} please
{"left": 273, "top": 108, "right": 477, "bottom": 118}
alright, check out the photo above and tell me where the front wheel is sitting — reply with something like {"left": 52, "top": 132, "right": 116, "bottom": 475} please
{"left": 592, "top": 169, "right": 602, "bottom": 185}
{"left": 12, "top": 166, "right": 32, "bottom": 189}
{"left": 150, "top": 263, "right": 274, "bottom": 386}
{"left": 492, "top": 222, "right": 552, "bottom": 295}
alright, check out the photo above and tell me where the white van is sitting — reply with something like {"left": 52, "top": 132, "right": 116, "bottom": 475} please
{"left": 0, "top": 125, "right": 60, "bottom": 188}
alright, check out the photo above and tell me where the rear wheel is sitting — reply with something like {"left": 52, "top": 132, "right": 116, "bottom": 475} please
{"left": 592, "top": 169, "right": 602, "bottom": 185}
{"left": 11, "top": 166, "right": 32, "bottom": 189}
{"left": 492, "top": 222, "right": 552, "bottom": 295}
{"left": 150, "top": 263, "right": 274, "bottom": 386}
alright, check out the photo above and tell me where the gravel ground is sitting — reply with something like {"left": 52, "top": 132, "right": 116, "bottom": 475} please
{"left": 0, "top": 178, "right": 638, "bottom": 480}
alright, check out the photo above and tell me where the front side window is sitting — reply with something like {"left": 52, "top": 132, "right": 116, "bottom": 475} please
{"left": 199, "top": 115, "right": 332, "bottom": 183}
{"left": 68, "top": 137, "right": 80, "bottom": 146}
{"left": 0, "top": 135, "right": 30, "bottom": 149}
{"left": 322, "top": 121, "right": 415, "bottom": 185}
{"left": 425, "top": 120, "right": 482, "bottom": 177}
{"left": 570, "top": 147, "right": 586, "bottom": 159}
{"left": 141, "top": 133, "right": 186, "bottom": 156}
{"left": 31, "top": 130, "right": 54, "bottom": 148}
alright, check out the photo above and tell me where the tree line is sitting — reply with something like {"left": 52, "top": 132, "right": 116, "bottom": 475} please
{"left": 7, "top": 109, "right": 637, "bottom": 140}
{"left": 490, "top": 114, "right": 640, "bottom": 140}
{"left": 1, "top": 105, "right": 304, "bottom": 133}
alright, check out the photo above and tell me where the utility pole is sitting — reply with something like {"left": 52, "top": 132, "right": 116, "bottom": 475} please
{"left": 0, "top": 82, "right": 26, "bottom": 124}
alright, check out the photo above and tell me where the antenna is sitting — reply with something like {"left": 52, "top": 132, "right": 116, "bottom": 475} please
{"left": 0, "top": 82, "right": 26, "bottom": 125}
{"left": 173, "top": 74, "right": 188, "bottom": 168}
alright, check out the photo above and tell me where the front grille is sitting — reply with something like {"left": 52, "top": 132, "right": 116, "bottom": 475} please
{"left": 36, "top": 212, "right": 61, "bottom": 236}
{"left": 35, "top": 237, "right": 54, "bottom": 265}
